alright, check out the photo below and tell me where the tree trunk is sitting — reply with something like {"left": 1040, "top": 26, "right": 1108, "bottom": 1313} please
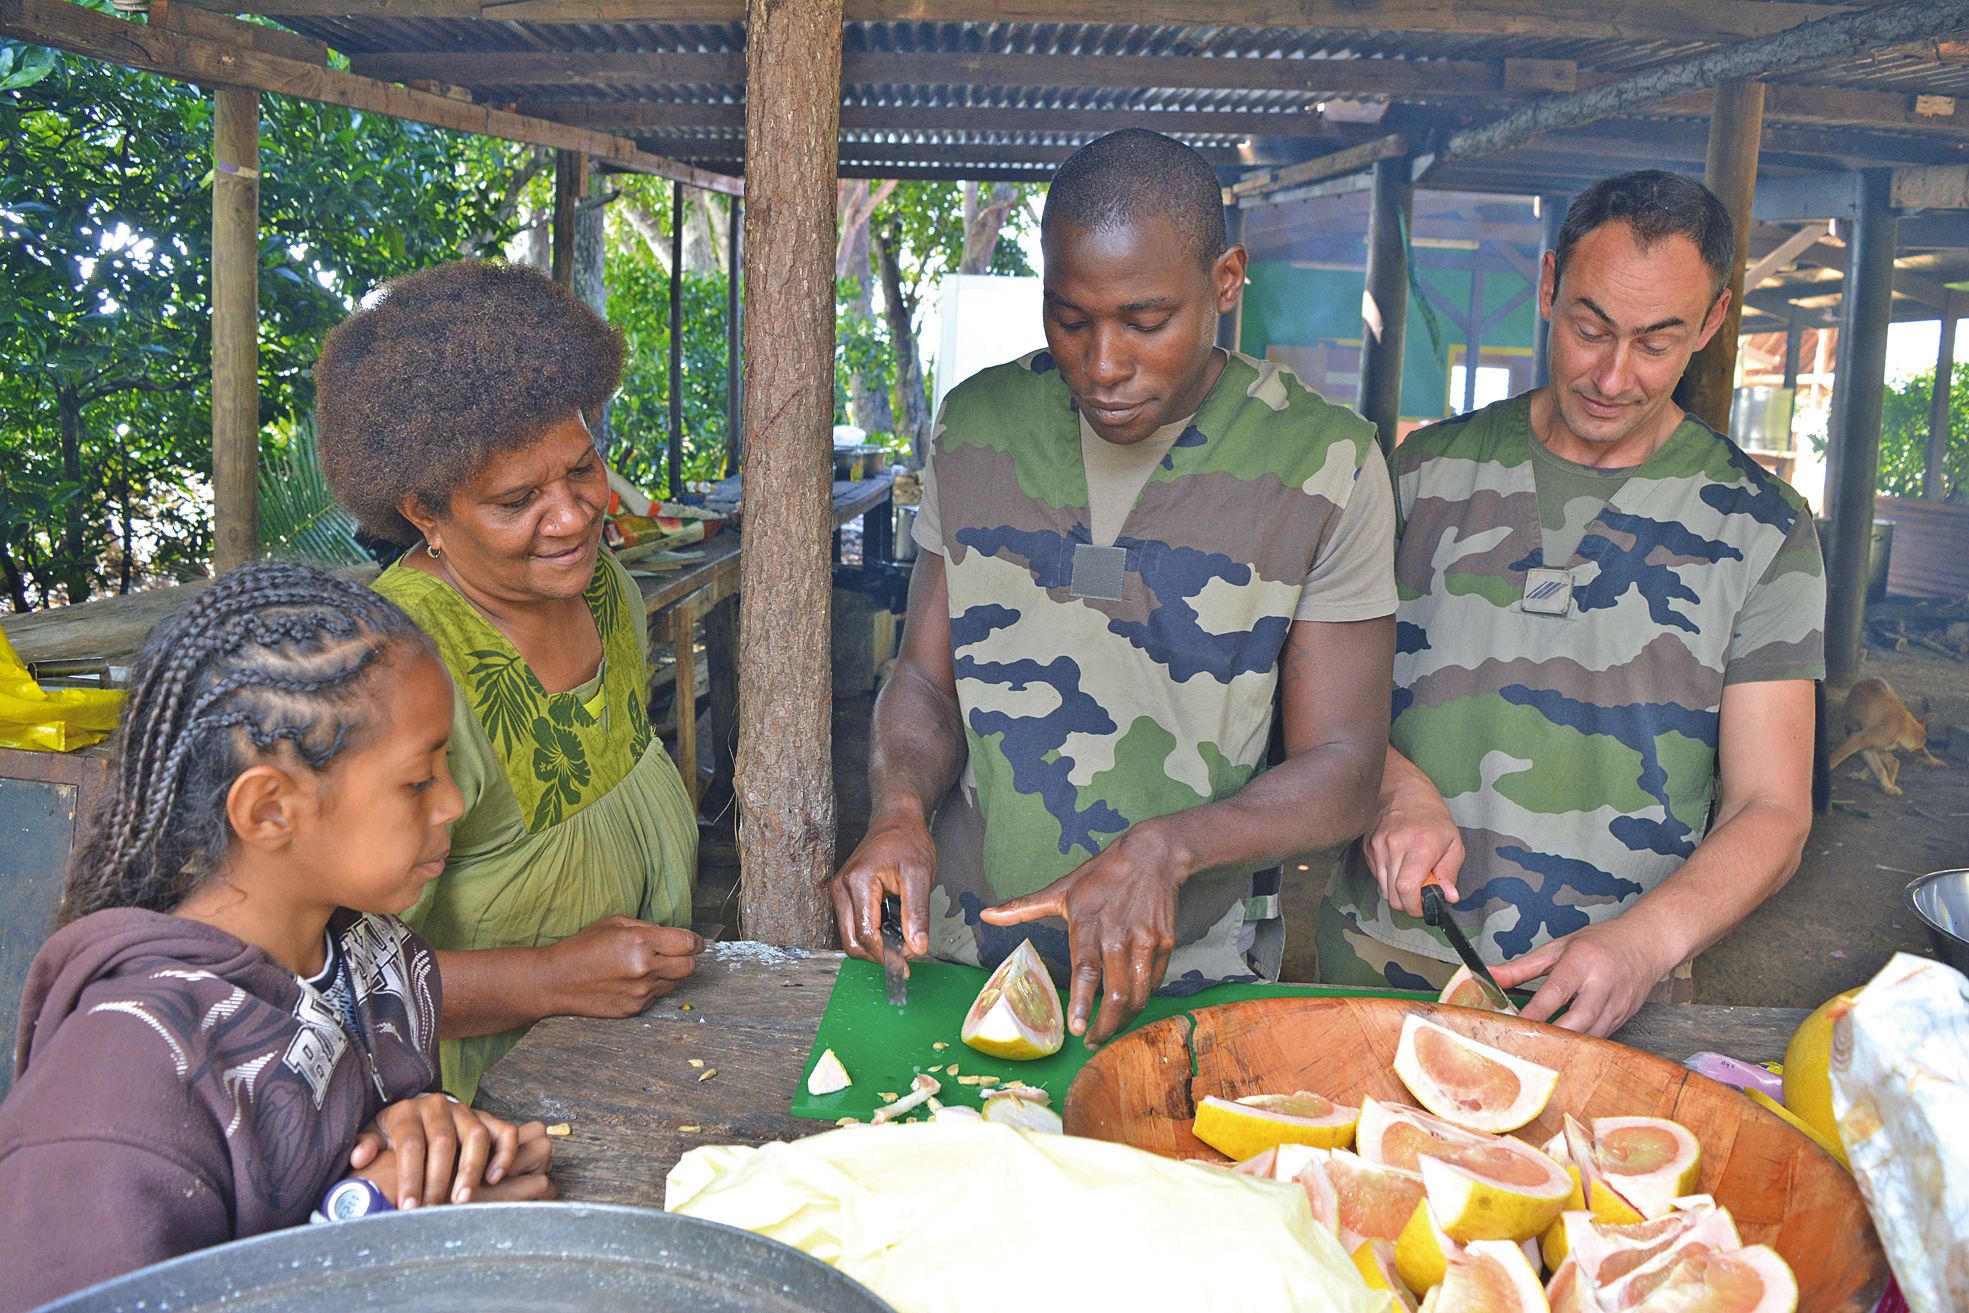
{"left": 574, "top": 170, "right": 611, "bottom": 450}
{"left": 841, "top": 217, "right": 895, "bottom": 436}
{"left": 959, "top": 181, "right": 1018, "bottom": 275}
{"left": 683, "top": 190, "right": 719, "bottom": 274}
{"left": 116, "top": 434, "right": 134, "bottom": 595}
{"left": 0, "top": 532, "right": 28, "bottom": 613}
{"left": 735, "top": 0, "right": 844, "bottom": 949}
{"left": 875, "top": 220, "right": 933, "bottom": 461}
{"left": 621, "top": 196, "right": 674, "bottom": 274}
{"left": 55, "top": 389, "right": 90, "bottom": 605}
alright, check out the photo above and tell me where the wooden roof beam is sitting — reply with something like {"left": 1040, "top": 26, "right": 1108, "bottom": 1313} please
{"left": 517, "top": 98, "right": 1379, "bottom": 142}
{"left": 1655, "top": 83, "right": 1969, "bottom": 137}
{"left": 1441, "top": 0, "right": 1969, "bottom": 163}
{"left": 197, "top": 0, "right": 1845, "bottom": 46}
{"left": 0, "top": 0, "right": 741, "bottom": 193}
{"left": 351, "top": 48, "right": 1528, "bottom": 97}
{"left": 1231, "top": 134, "right": 1408, "bottom": 198}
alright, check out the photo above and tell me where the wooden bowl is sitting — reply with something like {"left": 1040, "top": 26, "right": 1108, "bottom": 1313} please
{"left": 1063, "top": 997, "right": 1886, "bottom": 1313}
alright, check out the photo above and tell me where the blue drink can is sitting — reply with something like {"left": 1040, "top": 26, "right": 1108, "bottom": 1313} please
{"left": 318, "top": 1177, "right": 395, "bottom": 1222}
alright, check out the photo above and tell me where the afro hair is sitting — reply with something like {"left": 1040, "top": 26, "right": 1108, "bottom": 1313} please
{"left": 315, "top": 260, "right": 625, "bottom": 546}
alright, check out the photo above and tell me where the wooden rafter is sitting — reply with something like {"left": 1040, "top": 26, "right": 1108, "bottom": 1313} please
{"left": 191, "top": 0, "right": 1844, "bottom": 46}
{"left": 1231, "top": 135, "right": 1408, "bottom": 198}
{"left": 0, "top": 0, "right": 741, "bottom": 194}
{"left": 1655, "top": 83, "right": 1969, "bottom": 137}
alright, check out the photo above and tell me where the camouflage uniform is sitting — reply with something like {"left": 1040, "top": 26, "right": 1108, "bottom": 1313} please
{"left": 1325, "top": 394, "right": 1825, "bottom": 987}
{"left": 921, "top": 349, "right": 1391, "bottom": 990}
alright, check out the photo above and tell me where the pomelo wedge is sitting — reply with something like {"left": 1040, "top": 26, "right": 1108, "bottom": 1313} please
{"left": 1611, "top": 1243, "right": 1798, "bottom": 1313}
{"left": 1327, "top": 1148, "right": 1428, "bottom": 1249}
{"left": 980, "top": 1093, "right": 1062, "bottom": 1133}
{"left": 1545, "top": 1257, "right": 1604, "bottom": 1313}
{"left": 1588, "top": 1117, "right": 1702, "bottom": 1218}
{"left": 1231, "top": 1143, "right": 1340, "bottom": 1232}
{"left": 960, "top": 940, "right": 1065, "bottom": 1060}
{"left": 1565, "top": 1204, "right": 1741, "bottom": 1289}
{"left": 1539, "top": 1166, "right": 1586, "bottom": 1271}
{"left": 1431, "top": 1239, "right": 1550, "bottom": 1313}
{"left": 1394, "top": 1014, "right": 1559, "bottom": 1134}
{"left": 1358, "top": 1098, "right": 1499, "bottom": 1172}
{"left": 1352, "top": 1240, "right": 1420, "bottom": 1312}
{"left": 1418, "top": 1147, "right": 1574, "bottom": 1243}
{"left": 1193, "top": 1090, "right": 1359, "bottom": 1160}
{"left": 1439, "top": 965, "right": 1520, "bottom": 1015}
{"left": 1395, "top": 1199, "right": 1460, "bottom": 1294}
{"left": 1561, "top": 1114, "right": 1645, "bottom": 1225}
{"left": 805, "top": 1047, "right": 851, "bottom": 1096}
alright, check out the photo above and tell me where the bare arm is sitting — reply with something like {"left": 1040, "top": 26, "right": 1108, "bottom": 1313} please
{"left": 1494, "top": 678, "right": 1815, "bottom": 1035}
{"left": 1362, "top": 743, "right": 1470, "bottom": 918}
{"left": 825, "top": 552, "right": 968, "bottom": 959}
{"left": 985, "top": 616, "right": 1394, "bottom": 1044}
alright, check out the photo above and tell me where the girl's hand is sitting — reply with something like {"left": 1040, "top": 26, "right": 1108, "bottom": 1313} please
{"left": 349, "top": 1094, "right": 520, "bottom": 1208}
{"left": 472, "top": 1120, "right": 556, "bottom": 1202}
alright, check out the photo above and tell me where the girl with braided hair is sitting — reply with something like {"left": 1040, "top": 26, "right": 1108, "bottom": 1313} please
{"left": 0, "top": 563, "right": 553, "bottom": 1312}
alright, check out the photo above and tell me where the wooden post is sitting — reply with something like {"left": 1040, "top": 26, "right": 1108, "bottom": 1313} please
{"left": 1461, "top": 270, "right": 1485, "bottom": 414}
{"left": 1216, "top": 201, "right": 1244, "bottom": 354}
{"left": 668, "top": 179, "right": 685, "bottom": 499}
{"left": 211, "top": 86, "right": 260, "bottom": 574}
{"left": 725, "top": 194, "right": 742, "bottom": 477}
{"left": 1927, "top": 294, "right": 1958, "bottom": 501}
{"left": 1823, "top": 169, "right": 1897, "bottom": 687}
{"left": 1532, "top": 194, "right": 1565, "bottom": 389}
{"left": 551, "top": 148, "right": 584, "bottom": 286}
{"left": 735, "top": 0, "right": 843, "bottom": 948}
{"left": 1682, "top": 80, "right": 1765, "bottom": 432}
{"left": 1359, "top": 156, "right": 1411, "bottom": 454}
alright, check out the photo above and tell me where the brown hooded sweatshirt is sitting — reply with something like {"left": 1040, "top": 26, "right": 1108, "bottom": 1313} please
{"left": 0, "top": 907, "right": 441, "bottom": 1312}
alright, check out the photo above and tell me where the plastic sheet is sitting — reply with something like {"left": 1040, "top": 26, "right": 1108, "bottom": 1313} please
{"left": 0, "top": 628, "right": 123, "bottom": 752}
{"left": 1831, "top": 952, "right": 1969, "bottom": 1313}
{"left": 666, "top": 1122, "right": 1394, "bottom": 1313}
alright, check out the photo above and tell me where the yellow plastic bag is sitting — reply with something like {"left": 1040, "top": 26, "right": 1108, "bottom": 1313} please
{"left": 0, "top": 627, "right": 124, "bottom": 752}
{"left": 666, "top": 1123, "right": 1395, "bottom": 1313}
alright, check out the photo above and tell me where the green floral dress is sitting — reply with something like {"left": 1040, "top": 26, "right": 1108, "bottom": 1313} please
{"left": 374, "top": 551, "right": 696, "bottom": 1103}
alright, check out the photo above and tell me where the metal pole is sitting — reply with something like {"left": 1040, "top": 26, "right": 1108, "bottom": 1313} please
{"left": 1927, "top": 293, "right": 1957, "bottom": 501}
{"left": 1682, "top": 79, "right": 1765, "bottom": 432}
{"left": 1823, "top": 169, "right": 1897, "bottom": 686}
{"left": 1359, "top": 155, "right": 1411, "bottom": 454}
{"left": 668, "top": 179, "right": 685, "bottom": 500}
{"left": 725, "top": 193, "right": 742, "bottom": 478}
{"left": 1532, "top": 194, "right": 1564, "bottom": 390}
{"left": 1462, "top": 269, "right": 1484, "bottom": 415}
{"left": 211, "top": 87, "right": 260, "bottom": 573}
{"left": 1782, "top": 314, "right": 1803, "bottom": 392}
{"left": 1216, "top": 201, "right": 1244, "bottom": 354}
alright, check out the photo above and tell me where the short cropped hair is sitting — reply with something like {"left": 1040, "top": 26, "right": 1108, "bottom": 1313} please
{"left": 1555, "top": 171, "right": 1735, "bottom": 299}
{"left": 1042, "top": 128, "right": 1228, "bottom": 273}
{"left": 315, "top": 260, "right": 625, "bottom": 545}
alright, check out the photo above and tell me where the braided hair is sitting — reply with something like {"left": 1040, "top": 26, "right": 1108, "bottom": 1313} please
{"left": 62, "top": 562, "right": 434, "bottom": 926}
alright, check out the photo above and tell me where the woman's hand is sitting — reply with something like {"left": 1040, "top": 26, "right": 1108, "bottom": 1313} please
{"left": 348, "top": 1094, "right": 519, "bottom": 1209}
{"left": 540, "top": 915, "right": 705, "bottom": 1019}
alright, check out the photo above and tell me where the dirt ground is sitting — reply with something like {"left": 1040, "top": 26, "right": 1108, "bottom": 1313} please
{"left": 697, "top": 645, "right": 1969, "bottom": 1014}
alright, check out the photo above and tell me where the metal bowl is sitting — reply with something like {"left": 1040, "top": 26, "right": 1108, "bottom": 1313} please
{"left": 41, "top": 1202, "right": 894, "bottom": 1313}
{"left": 1905, "top": 869, "right": 1969, "bottom": 975}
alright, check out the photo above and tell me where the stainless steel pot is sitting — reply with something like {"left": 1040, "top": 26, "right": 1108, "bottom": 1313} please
{"left": 42, "top": 1203, "right": 895, "bottom": 1313}
{"left": 1905, "top": 869, "right": 1969, "bottom": 975}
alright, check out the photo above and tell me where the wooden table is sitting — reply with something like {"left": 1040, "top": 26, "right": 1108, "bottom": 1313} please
{"left": 475, "top": 945, "right": 1811, "bottom": 1210}
{"left": 635, "top": 474, "right": 895, "bottom": 812}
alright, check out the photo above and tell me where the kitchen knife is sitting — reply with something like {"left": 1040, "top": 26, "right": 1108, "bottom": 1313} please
{"left": 1421, "top": 881, "right": 1514, "bottom": 1012}
{"left": 879, "top": 893, "right": 908, "bottom": 1007}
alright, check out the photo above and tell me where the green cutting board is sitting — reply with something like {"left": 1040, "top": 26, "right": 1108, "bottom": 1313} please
{"left": 791, "top": 957, "right": 1434, "bottom": 1122}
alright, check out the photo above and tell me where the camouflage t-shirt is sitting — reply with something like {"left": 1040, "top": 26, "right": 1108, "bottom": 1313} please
{"left": 1329, "top": 394, "right": 1825, "bottom": 967}
{"left": 923, "top": 349, "right": 1393, "bottom": 990}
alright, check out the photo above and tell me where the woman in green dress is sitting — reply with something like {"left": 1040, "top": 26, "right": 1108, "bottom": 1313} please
{"left": 314, "top": 260, "right": 701, "bottom": 1103}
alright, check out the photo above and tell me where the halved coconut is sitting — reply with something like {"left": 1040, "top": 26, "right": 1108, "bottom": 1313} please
{"left": 1394, "top": 1014, "right": 1559, "bottom": 1134}
{"left": 1438, "top": 965, "right": 1520, "bottom": 1015}
{"left": 1588, "top": 1116, "right": 1702, "bottom": 1219}
{"left": 1610, "top": 1242, "right": 1797, "bottom": 1313}
{"left": 959, "top": 940, "right": 1065, "bottom": 1060}
{"left": 1418, "top": 1142, "right": 1575, "bottom": 1243}
{"left": 1193, "top": 1090, "right": 1359, "bottom": 1160}
{"left": 1357, "top": 1097, "right": 1498, "bottom": 1171}
{"left": 1432, "top": 1239, "right": 1548, "bottom": 1312}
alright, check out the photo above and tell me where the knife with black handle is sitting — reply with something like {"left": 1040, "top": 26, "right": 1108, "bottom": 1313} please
{"left": 1421, "top": 880, "right": 1515, "bottom": 1012}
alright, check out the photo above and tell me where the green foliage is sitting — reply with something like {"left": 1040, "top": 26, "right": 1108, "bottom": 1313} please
{"left": 258, "top": 416, "right": 367, "bottom": 565}
{"left": 1875, "top": 368, "right": 1969, "bottom": 502}
{"left": 0, "top": 33, "right": 530, "bottom": 608}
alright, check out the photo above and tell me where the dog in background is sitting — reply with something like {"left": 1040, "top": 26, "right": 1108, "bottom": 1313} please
{"left": 1829, "top": 676, "right": 1944, "bottom": 796}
